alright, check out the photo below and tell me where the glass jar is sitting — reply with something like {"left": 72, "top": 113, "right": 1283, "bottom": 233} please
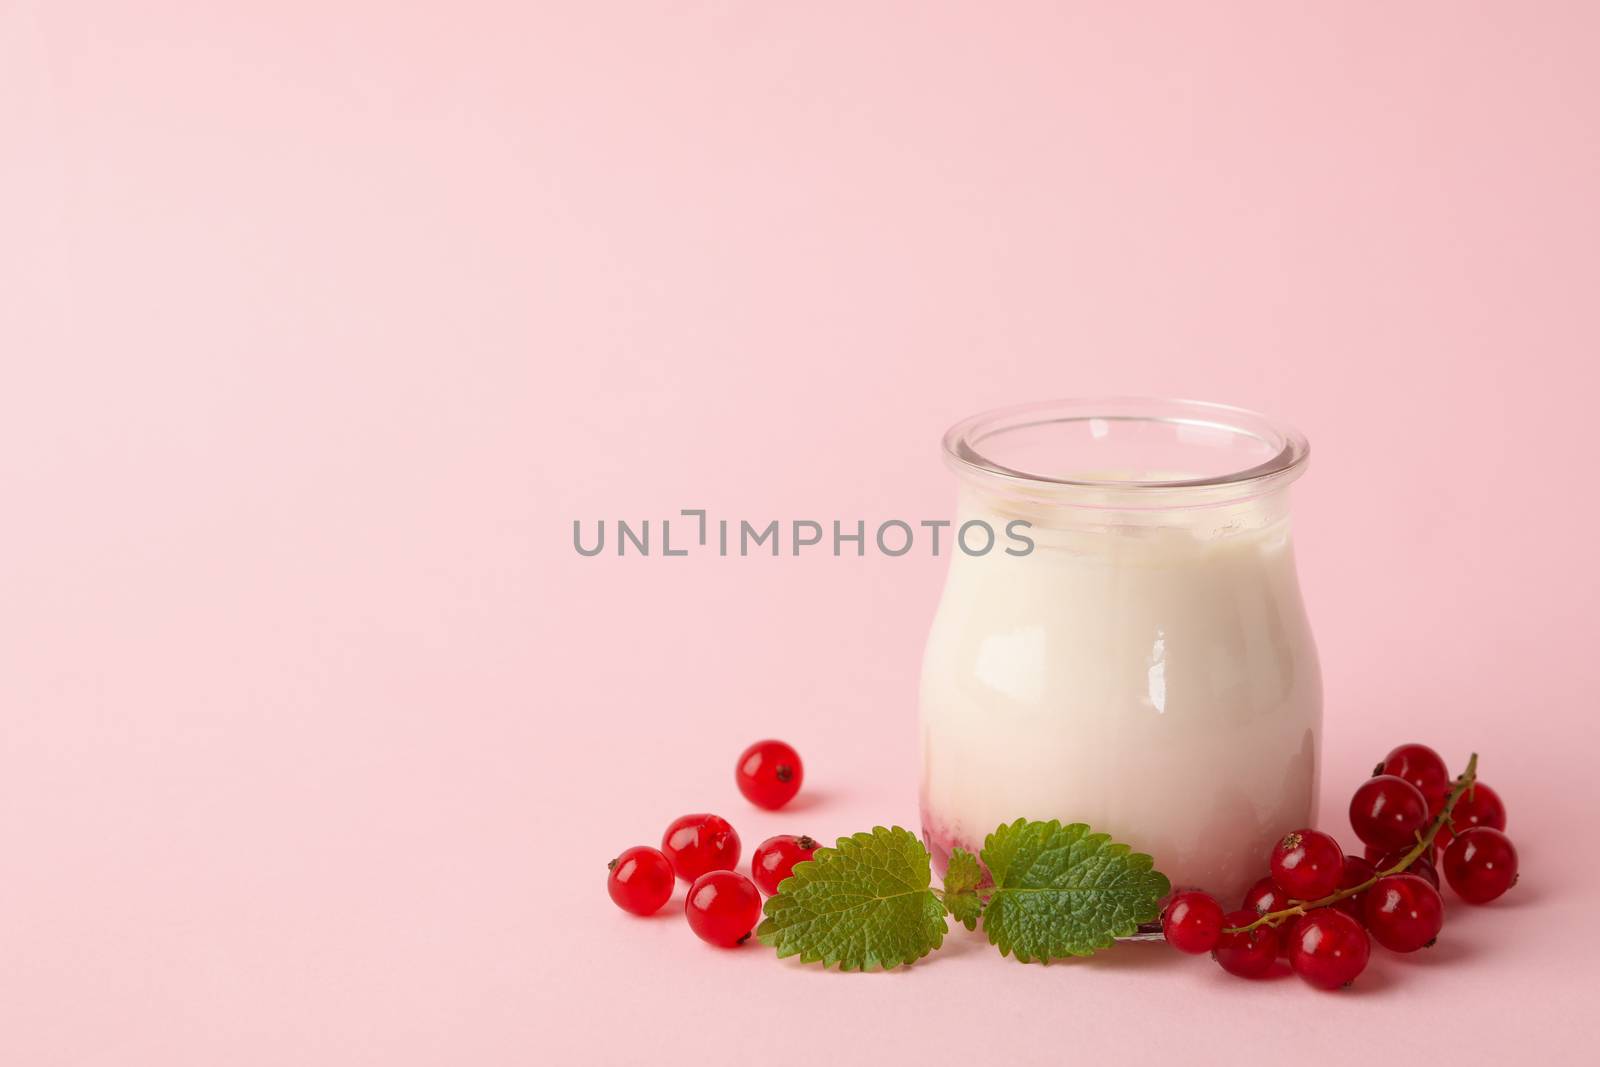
{"left": 919, "top": 398, "right": 1320, "bottom": 903}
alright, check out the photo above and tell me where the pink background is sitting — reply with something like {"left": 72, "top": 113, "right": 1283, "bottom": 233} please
{"left": 5, "top": 3, "right": 1599, "bottom": 1064}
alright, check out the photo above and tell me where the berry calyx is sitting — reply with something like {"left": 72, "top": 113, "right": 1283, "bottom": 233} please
{"left": 1333, "top": 854, "right": 1378, "bottom": 920}
{"left": 685, "top": 870, "right": 763, "bottom": 947}
{"left": 750, "top": 834, "right": 820, "bottom": 895}
{"left": 1287, "top": 909, "right": 1371, "bottom": 989}
{"left": 1350, "top": 775, "right": 1429, "bottom": 851}
{"left": 606, "top": 845, "right": 676, "bottom": 916}
{"left": 1213, "top": 909, "right": 1281, "bottom": 978}
{"left": 1442, "top": 827, "right": 1519, "bottom": 904}
{"left": 661, "top": 813, "right": 741, "bottom": 881}
{"left": 1364, "top": 874, "right": 1444, "bottom": 952}
{"left": 1162, "top": 891, "right": 1225, "bottom": 954}
{"left": 735, "top": 740, "right": 805, "bottom": 810}
{"left": 1270, "top": 828, "right": 1344, "bottom": 900}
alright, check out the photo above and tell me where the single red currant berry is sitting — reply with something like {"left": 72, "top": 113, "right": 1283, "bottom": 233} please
{"left": 661, "top": 813, "right": 741, "bottom": 881}
{"left": 1438, "top": 782, "right": 1507, "bottom": 852}
{"left": 1442, "top": 827, "right": 1519, "bottom": 904}
{"left": 1364, "top": 874, "right": 1444, "bottom": 952}
{"left": 1287, "top": 909, "right": 1371, "bottom": 989}
{"left": 1350, "top": 775, "right": 1429, "bottom": 851}
{"left": 1239, "top": 878, "right": 1293, "bottom": 957}
{"left": 735, "top": 739, "right": 804, "bottom": 810}
{"left": 1162, "top": 890, "right": 1225, "bottom": 954}
{"left": 1455, "top": 782, "right": 1507, "bottom": 830}
{"left": 1240, "top": 877, "right": 1291, "bottom": 955}
{"left": 606, "top": 845, "right": 675, "bottom": 916}
{"left": 1241, "top": 876, "right": 1285, "bottom": 915}
{"left": 684, "top": 870, "right": 763, "bottom": 947}
{"left": 750, "top": 834, "right": 819, "bottom": 895}
{"left": 1369, "top": 848, "right": 1440, "bottom": 889}
{"left": 1377, "top": 743, "right": 1451, "bottom": 805}
{"left": 1270, "top": 829, "right": 1344, "bottom": 900}
{"left": 1333, "top": 854, "right": 1377, "bottom": 920}
{"left": 1212, "top": 909, "right": 1280, "bottom": 978}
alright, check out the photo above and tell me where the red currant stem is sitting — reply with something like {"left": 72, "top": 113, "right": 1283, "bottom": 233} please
{"left": 1222, "top": 752, "right": 1479, "bottom": 935}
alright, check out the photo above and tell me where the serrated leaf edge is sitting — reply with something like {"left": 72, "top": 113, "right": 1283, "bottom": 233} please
{"left": 941, "top": 846, "right": 985, "bottom": 931}
{"left": 755, "top": 825, "right": 947, "bottom": 972}
{"left": 980, "top": 818, "right": 1171, "bottom": 964}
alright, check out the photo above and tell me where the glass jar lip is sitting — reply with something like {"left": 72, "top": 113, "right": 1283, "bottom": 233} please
{"left": 942, "top": 397, "right": 1309, "bottom": 499}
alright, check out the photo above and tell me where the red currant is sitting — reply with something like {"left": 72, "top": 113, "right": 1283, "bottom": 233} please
{"left": 1212, "top": 909, "right": 1280, "bottom": 978}
{"left": 1241, "top": 876, "right": 1286, "bottom": 915}
{"left": 735, "top": 739, "right": 804, "bottom": 810}
{"left": 1349, "top": 775, "right": 1429, "bottom": 851}
{"left": 606, "top": 845, "right": 675, "bottom": 916}
{"left": 1270, "top": 829, "right": 1344, "bottom": 900}
{"left": 1162, "top": 891, "right": 1224, "bottom": 954}
{"left": 1442, "top": 827, "right": 1519, "bottom": 904}
{"left": 1369, "top": 848, "right": 1440, "bottom": 890}
{"left": 1364, "top": 874, "right": 1444, "bottom": 952}
{"left": 1365, "top": 839, "right": 1438, "bottom": 865}
{"left": 685, "top": 870, "right": 763, "bottom": 947}
{"left": 750, "top": 834, "right": 819, "bottom": 895}
{"left": 1455, "top": 782, "right": 1507, "bottom": 830}
{"left": 1438, "top": 781, "right": 1507, "bottom": 851}
{"left": 1239, "top": 878, "right": 1294, "bottom": 957}
{"left": 1333, "top": 854, "right": 1377, "bottom": 920}
{"left": 661, "top": 813, "right": 741, "bottom": 881}
{"left": 1377, "top": 743, "right": 1451, "bottom": 808}
{"left": 1287, "top": 909, "right": 1370, "bottom": 989}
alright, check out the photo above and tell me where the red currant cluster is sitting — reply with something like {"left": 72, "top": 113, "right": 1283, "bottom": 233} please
{"left": 1162, "top": 744, "right": 1518, "bottom": 990}
{"left": 605, "top": 740, "right": 817, "bottom": 947}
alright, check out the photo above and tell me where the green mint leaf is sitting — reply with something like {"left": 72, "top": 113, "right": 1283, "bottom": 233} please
{"left": 980, "top": 819, "right": 1170, "bottom": 963}
{"left": 942, "top": 847, "right": 985, "bottom": 930}
{"left": 756, "top": 826, "right": 947, "bottom": 971}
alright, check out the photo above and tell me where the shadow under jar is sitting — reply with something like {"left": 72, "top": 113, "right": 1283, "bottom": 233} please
{"left": 919, "top": 398, "right": 1321, "bottom": 904}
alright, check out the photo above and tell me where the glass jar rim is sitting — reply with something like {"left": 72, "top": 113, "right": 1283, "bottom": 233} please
{"left": 942, "top": 397, "right": 1309, "bottom": 505}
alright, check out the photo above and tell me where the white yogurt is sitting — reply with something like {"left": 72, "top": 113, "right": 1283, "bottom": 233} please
{"left": 920, "top": 405, "right": 1321, "bottom": 903}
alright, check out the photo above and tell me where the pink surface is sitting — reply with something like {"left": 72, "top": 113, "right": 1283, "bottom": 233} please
{"left": 4, "top": 3, "right": 1598, "bottom": 1064}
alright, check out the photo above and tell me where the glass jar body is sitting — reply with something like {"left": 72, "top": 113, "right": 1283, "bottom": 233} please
{"left": 918, "top": 481, "right": 1321, "bottom": 904}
